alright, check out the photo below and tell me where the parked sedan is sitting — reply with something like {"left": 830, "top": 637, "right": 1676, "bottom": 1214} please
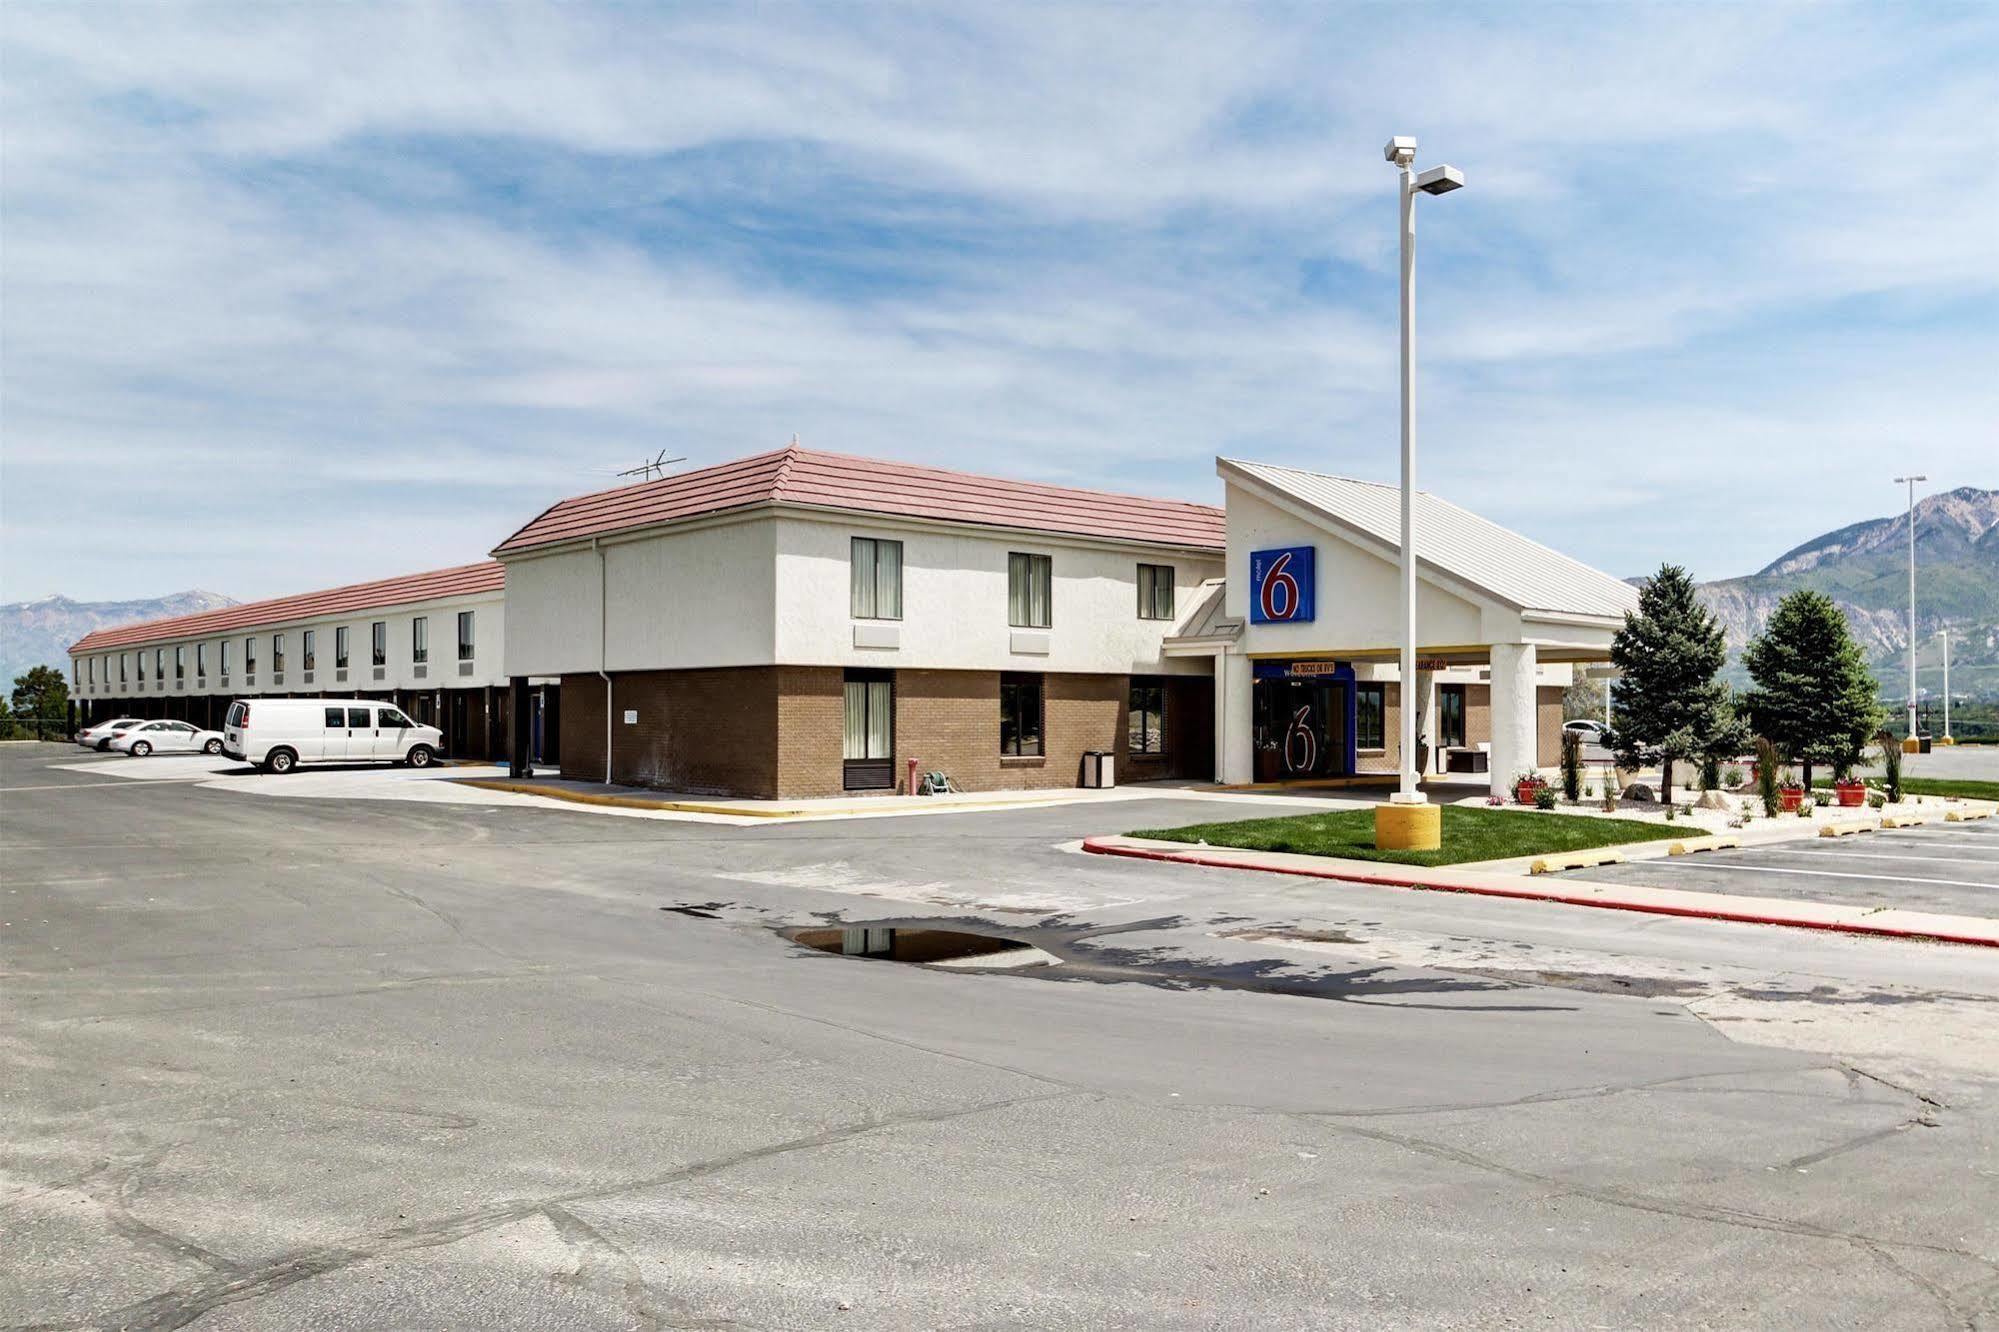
{"left": 109, "top": 720, "right": 225, "bottom": 757}
{"left": 76, "top": 717, "right": 146, "bottom": 751}
{"left": 1562, "top": 718, "right": 1610, "bottom": 741}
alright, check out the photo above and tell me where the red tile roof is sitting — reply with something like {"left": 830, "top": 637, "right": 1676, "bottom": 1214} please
{"left": 69, "top": 562, "right": 505, "bottom": 654}
{"left": 493, "top": 445, "right": 1226, "bottom": 556}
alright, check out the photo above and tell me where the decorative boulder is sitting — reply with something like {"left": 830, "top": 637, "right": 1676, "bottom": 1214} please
{"left": 1621, "top": 783, "right": 1657, "bottom": 804}
{"left": 1696, "top": 789, "right": 1736, "bottom": 813}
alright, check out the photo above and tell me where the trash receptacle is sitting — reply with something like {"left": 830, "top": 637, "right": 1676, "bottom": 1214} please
{"left": 1081, "top": 750, "right": 1116, "bottom": 789}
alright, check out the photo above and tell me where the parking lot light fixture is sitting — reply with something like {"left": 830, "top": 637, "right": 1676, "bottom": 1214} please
{"left": 1893, "top": 474, "right": 1925, "bottom": 741}
{"left": 1376, "top": 135, "right": 1464, "bottom": 853}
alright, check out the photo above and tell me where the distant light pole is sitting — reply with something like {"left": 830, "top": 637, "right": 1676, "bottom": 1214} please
{"left": 1938, "top": 627, "right": 1952, "bottom": 742}
{"left": 1377, "top": 135, "right": 1464, "bottom": 852}
{"left": 1893, "top": 474, "right": 1925, "bottom": 740}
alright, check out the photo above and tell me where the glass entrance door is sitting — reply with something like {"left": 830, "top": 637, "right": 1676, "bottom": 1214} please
{"left": 1252, "top": 677, "right": 1351, "bottom": 782}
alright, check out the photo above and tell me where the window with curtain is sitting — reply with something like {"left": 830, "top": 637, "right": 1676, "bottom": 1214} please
{"left": 272, "top": 634, "right": 285, "bottom": 672}
{"left": 302, "top": 630, "right": 316, "bottom": 671}
{"left": 457, "top": 611, "right": 475, "bottom": 660}
{"left": 196, "top": 644, "right": 207, "bottom": 678}
{"left": 850, "top": 537, "right": 903, "bottom": 620}
{"left": 1000, "top": 673, "right": 1044, "bottom": 756}
{"left": 1128, "top": 680, "right": 1165, "bottom": 753}
{"left": 174, "top": 646, "right": 185, "bottom": 680}
{"left": 220, "top": 640, "right": 230, "bottom": 675}
{"left": 336, "top": 626, "right": 349, "bottom": 668}
{"left": 120, "top": 653, "right": 129, "bottom": 682}
{"left": 136, "top": 652, "right": 146, "bottom": 682}
{"left": 371, "top": 622, "right": 386, "bottom": 666}
{"left": 1356, "top": 684, "right": 1386, "bottom": 750}
{"left": 1438, "top": 684, "right": 1466, "bottom": 750}
{"left": 842, "top": 672, "right": 893, "bottom": 760}
{"left": 1137, "top": 564, "right": 1175, "bottom": 620}
{"left": 411, "top": 617, "right": 428, "bottom": 664}
{"left": 1008, "top": 553, "right": 1051, "bottom": 628}
{"left": 157, "top": 648, "right": 167, "bottom": 679}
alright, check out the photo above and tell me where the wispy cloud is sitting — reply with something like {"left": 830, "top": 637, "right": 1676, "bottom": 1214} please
{"left": 2, "top": 2, "right": 1993, "bottom": 601}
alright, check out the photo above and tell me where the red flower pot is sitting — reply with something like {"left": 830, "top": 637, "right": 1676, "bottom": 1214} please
{"left": 1779, "top": 787, "right": 1805, "bottom": 812}
{"left": 1835, "top": 782, "right": 1866, "bottom": 808}
{"left": 1514, "top": 780, "right": 1545, "bottom": 806}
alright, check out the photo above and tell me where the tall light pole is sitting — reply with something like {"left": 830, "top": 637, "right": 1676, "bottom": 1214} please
{"left": 1893, "top": 474, "right": 1925, "bottom": 742}
{"left": 1938, "top": 627, "right": 1952, "bottom": 742}
{"left": 1376, "top": 136, "right": 1464, "bottom": 853}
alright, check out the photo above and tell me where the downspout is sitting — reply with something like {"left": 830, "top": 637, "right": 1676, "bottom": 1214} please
{"left": 595, "top": 536, "right": 611, "bottom": 785}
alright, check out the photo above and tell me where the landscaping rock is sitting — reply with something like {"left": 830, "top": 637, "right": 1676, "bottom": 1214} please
{"left": 1696, "top": 790, "right": 1736, "bottom": 813}
{"left": 1621, "top": 783, "right": 1657, "bottom": 804}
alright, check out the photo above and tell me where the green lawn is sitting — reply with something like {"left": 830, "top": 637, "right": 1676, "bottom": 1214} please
{"left": 1127, "top": 804, "right": 1686, "bottom": 868}
{"left": 1811, "top": 776, "right": 1999, "bottom": 801}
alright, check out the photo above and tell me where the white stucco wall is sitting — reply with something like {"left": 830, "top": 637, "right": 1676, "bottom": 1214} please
{"left": 772, "top": 513, "right": 1224, "bottom": 674}
{"left": 501, "top": 518, "right": 777, "bottom": 677}
{"left": 73, "top": 588, "right": 509, "bottom": 701}
{"left": 1225, "top": 486, "right": 1494, "bottom": 657}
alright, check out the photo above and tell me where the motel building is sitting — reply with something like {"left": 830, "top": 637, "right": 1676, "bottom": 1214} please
{"left": 70, "top": 444, "right": 1634, "bottom": 801}
{"left": 67, "top": 563, "right": 521, "bottom": 761}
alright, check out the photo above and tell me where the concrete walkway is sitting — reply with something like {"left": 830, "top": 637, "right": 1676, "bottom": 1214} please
{"left": 1083, "top": 833, "right": 1999, "bottom": 949}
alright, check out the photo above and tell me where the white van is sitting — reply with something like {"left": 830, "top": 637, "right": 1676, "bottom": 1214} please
{"left": 223, "top": 699, "right": 442, "bottom": 774}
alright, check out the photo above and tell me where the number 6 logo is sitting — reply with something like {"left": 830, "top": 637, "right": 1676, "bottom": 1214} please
{"left": 1260, "top": 552, "right": 1300, "bottom": 621}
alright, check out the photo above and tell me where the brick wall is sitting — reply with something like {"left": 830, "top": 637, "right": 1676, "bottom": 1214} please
{"left": 1536, "top": 686, "right": 1564, "bottom": 767}
{"left": 1355, "top": 682, "right": 1402, "bottom": 774}
{"left": 561, "top": 667, "right": 784, "bottom": 797}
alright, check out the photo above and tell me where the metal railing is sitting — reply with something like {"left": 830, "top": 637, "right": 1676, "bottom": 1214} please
{"left": 0, "top": 716, "right": 77, "bottom": 742}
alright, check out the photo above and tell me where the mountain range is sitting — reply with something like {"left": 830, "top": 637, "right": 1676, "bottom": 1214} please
{"left": 1691, "top": 486, "right": 1999, "bottom": 700}
{"left": 0, "top": 591, "right": 238, "bottom": 693}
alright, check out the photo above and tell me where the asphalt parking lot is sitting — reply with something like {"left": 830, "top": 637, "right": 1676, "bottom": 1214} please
{"left": 1561, "top": 819, "right": 1999, "bottom": 917}
{"left": 8, "top": 742, "right": 1999, "bottom": 1329}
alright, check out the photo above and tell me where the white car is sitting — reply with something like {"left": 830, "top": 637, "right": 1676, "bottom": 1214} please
{"left": 110, "top": 719, "right": 226, "bottom": 757}
{"left": 1562, "top": 719, "right": 1610, "bottom": 741}
{"left": 77, "top": 717, "right": 146, "bottom": 751}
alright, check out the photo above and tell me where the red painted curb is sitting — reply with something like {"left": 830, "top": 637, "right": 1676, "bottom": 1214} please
{"left": 1081, "top": 838, "right": 1999, "bottom": 950}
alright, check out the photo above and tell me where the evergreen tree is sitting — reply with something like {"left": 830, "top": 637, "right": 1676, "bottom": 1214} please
{"left": 1741, "top": 590, "right": 1880, "bottom": 788}
{"left": 10, "top": 665, "right": 70, "bottom": 721}
{"left": 1608, "top": 565, "right": 1739, "bottom": 799}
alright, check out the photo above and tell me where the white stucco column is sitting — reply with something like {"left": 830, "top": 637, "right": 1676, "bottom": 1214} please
{"left": 1412, "top": 667, "right": 1437, "bottom": 775}
{"left": 1488, "top": 642, "right": 1538, "bottom": 799}
{"left": 1221, "top": 648, "right": 1254, "bottom": 785}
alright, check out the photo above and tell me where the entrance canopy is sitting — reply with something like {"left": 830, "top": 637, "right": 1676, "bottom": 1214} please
{"left": 1170, "top": 458, "right": 1639, "bottom": 793}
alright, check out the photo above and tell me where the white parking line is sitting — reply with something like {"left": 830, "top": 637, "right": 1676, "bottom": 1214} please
{"left": 1674, "top": 862, "right": 1999, "bottom": 891}
{"left": 1755, "top": 848, "right": 1999, "bottom": 868}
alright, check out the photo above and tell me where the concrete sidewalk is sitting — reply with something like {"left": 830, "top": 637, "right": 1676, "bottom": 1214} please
{"left": 1083, "top": 833, "right": 1999, "bottom": 949}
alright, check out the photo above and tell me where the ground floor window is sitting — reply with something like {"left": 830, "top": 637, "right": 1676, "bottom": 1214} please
{"left": 1128, "top": 678, "right": 1165, "bottom": 754}
{"left": 1438, "top": 684, "right": 1466, "bottom": 750}
{"left": 1356, "top": 683, "right": 1386, "bottom": 751}
{"left": 843, "top": 669, "right": 894, "bottom": 790}
{"left": 1000, "top": 672, "right": 1043, "bottom": 756}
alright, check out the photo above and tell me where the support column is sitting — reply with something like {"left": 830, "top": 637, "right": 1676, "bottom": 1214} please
{"left": 1220, "top": 649, "right": 1254, "bottom": 785}
{"left": 508, "top": 677, "right": 532, "bottom": 778}
{"left": 1411, "top": 666, "right": 1436, "bottom": 777}
{"left": 1488, "top": 642, "right": 1538, "bottom": 800}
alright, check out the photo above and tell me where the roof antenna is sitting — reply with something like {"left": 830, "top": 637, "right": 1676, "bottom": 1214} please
{"left": 789, "top": 433, "right": 801, "bottom": 447}
{"left": 617, "top": 449, "right": 683, "bottom": 483}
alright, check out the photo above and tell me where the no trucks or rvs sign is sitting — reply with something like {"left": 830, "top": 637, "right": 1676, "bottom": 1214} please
{"left": 1249, "top": 546, "right": 1315, "bottom": 624}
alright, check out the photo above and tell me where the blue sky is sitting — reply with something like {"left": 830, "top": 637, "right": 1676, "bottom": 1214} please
{"left": 2, "top": 2, "right": 1994, "bottom": 602}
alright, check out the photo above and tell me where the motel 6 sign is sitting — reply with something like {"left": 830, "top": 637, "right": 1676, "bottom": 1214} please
{"left": 1249, "top": 545, "right": 1315, "bottom": 624}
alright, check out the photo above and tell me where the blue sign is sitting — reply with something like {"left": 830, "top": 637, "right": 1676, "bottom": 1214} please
{"left": 1249, "top": 546, "right": 1315, "bottom": 624}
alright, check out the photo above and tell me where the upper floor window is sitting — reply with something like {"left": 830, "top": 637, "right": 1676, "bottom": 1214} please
{"left": 174, "top": 646, "right": 185, "bottom": 680}
{"left": 120, "top": 653, "right": 129, "bottom": 682}
{"left": 244, "top": 637, "right": 256, "bottom": 671}
{"left": 155, "top": 648, "right": 166, "bottom": 679}
{"left": 457, "top": 611, "right": 475, "bottom": 661}
{"left": 1008, "top": 553, "right": 1051, "bottom": 628}
{"left": 196, "top": 644, "right": 207, "bottom": 678}
{"left": 371, "top": 621, "right": 387, "bottom": 666}
{"left": 1128, "top": 679, "right": 1165, "bottom": 753}
{"left": 272, "top": 633, "right": 285, "bottom": 672}
{"left": 336, "top": 626, "right": 350, "bottom": 668}
{"left": 302, "top": 629, "right": 316, "bottom": 671}
{"left": 412, "top": 616, "right": 428, "bottom": 664}
{"left": 86, "top": 657, "right": 94, "bottom": 684}
{"left": 850, "top": 537, "right": 903, "bottom": 620}
{"left": 1137, "top": 564, "right": 1175, "bottom": 620}
{"left": 220, "top": 639, "right": 230, "bottom": 675}
{"left": 136, "top": 651, "right": 146, "bottom": 682}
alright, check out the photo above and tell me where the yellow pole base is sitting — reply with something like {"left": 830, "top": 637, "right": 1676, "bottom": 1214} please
{"left": 1901, "top": 737, "right": 1922, "bottom": 754}
{"left": 1375, "top": 801, "right": 1442, "bottom": 852}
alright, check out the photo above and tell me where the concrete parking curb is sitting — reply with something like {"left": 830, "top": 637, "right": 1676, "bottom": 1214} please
{"left": 1080, "top": 835, "right": 1999, "bottom": 949}
{"left": 1668, "top": 835, "right": 1740, "bottom": 856}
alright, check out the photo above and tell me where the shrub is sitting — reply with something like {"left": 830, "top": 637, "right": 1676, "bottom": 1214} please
{"left": 1560, "top": 730, "right": 1583, "bottom": 802}
{"left": 1876, "top": 730, "right": 1903, "bottom": 803}
{"left": 1755, "top": 736, "right": 1782, "bottom": 817}
{"left": 1533, "top": 785, "right": 1557, "bottom": 810}
{"left": 1724, "top": 766, "right": 1743, "bottom": 787}
{"left": 1812, "top": 790, "right": 1831, "bottom": 807}
{"left": 1867, "top": 792, "right": 1886, "bottom": 810}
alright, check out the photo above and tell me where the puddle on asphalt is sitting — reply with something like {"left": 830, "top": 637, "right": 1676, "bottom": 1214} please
{"left": 785, "top": 924, "right": 1033, "bottom": 965}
